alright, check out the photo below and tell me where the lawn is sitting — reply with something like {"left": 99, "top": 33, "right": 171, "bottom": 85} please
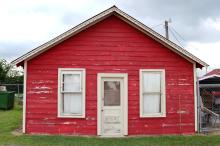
{"left": 1, "top": 100, "right": 220, "bottom": 146}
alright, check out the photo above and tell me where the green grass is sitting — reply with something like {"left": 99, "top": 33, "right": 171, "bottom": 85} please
{"left": 1, "top": 100, "right": 220, "bottom": 146}
{"left": 0, "top": 98, "right": 22, "bottom": 135}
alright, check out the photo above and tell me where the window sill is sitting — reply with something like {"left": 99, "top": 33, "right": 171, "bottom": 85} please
{"left": 58, "top": 114, "right": 85, "bottom": 118}
{"left": 140, "top": 113, "right": 166, "bottom": 118}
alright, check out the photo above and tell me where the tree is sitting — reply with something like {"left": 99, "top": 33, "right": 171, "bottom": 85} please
{"left": 0, "top": 59, "right": 11, "bottom": 84}
{"left": 0, "top": 59, "right": 23, "bottom": 84}
{"left": 0, "top": 59, "right": 23, "bottom": 93}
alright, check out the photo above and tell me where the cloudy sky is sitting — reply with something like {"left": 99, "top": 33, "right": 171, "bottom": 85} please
{"left": 0, "top": 0, "right": 219, "bottom": 75}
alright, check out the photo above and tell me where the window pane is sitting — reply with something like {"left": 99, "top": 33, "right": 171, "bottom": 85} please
{"left": 63, "top": 93, "right": 82, "bottom": 114}
{"left": 63, "top": 74, "right": 80, "bottom": 92}
{"left": 143, "top": 94, "right": 161, "bottom": 114}
{"left": 104, "top": 81, "right": 120, "bottom": 106}
{"left": 143, "top": 72, "right": 161, "bottom": 92}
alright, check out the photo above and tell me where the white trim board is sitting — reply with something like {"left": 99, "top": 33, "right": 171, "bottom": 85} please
{"left": 11, "top": 6, "right": 208, "bottom": 68}
{"left": 193, "top": 63, "right": 198, "bottom": 132}
{"left": 97, "top": 73, "right": 128, "bottom": 136}
{"left": 22, "top": 61, "right": 27, "bottom": 133}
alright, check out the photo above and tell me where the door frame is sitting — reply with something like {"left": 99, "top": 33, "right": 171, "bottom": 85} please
{"left": 97, "top": 73, "right": 128, "bottom": 136}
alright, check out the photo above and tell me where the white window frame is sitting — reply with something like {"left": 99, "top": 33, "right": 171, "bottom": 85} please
{"left": 140, "top": 69, "right": 166, "bottom": 117}
{"left": 58, "top": 68, "right": 86, "bottom": 118}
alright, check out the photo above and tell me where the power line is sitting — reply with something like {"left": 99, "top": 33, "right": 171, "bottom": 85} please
{"left": 169, "top": 27, "right": 184, "bottom": 48}
{"left": 169, "top": 26, "right": 186, "bottom": 41}
{"left": 169, "top": 26, "right": 203, "bottom": 52}
{"left": 150, "top": 21, "right": 187, "bottom": 49}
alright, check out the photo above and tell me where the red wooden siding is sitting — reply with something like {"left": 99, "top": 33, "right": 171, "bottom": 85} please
{"left": 26, "top": 15, "right": 195, "bottom": 135}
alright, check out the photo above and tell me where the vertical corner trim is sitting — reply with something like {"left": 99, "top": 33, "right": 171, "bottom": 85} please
{"left": 23, "top": 61, "right": 27, "bottom": 133}
{"left": 193, "top": 63, "right": 198, "bottom": 132}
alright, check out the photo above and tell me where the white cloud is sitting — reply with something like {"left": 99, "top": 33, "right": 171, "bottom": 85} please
{"left": 202, "top": 18, "right": 220, "bottom": 31}
{"left": 0, "top": 0, "right": 97, "bottom": 43}
{"left": 185, "top": 41, "right": 220, "bottom": 75}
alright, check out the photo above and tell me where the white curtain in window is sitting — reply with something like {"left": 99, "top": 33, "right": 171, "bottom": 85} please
{"left": 63, "top": 74, "right": 80, "bottom": 92}
{"left": 143, "top": 72, "right": 161, "bottom": 92}
{"left": 143, "top": 94, "right": 160, "bottom": 113}
{"left": 63, "top": 93, "right": 82, "bottom": 114}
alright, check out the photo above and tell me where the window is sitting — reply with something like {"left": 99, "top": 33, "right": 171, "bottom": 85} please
{"left": 140, "top": 69, "right": 166, "bottom": 117}
{"left": 58, "top": 68, "right": 85, "bottom": 118}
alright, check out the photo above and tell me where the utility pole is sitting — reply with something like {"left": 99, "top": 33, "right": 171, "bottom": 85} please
{"left": 165, "top": 20, "right": 169, "bottom": 39}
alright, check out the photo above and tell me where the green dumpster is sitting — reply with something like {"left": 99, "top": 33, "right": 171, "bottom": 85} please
{"left": 0, "top": 91, "right": 15, "bottom": 110}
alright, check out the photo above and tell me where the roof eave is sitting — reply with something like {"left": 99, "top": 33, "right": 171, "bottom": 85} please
{"left": 11, "top": 6, "right": 208, "bottom": 68}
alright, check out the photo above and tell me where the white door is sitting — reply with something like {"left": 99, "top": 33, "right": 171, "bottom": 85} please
{"left": 97, "top": 73, "right": 128, "bottom": 136}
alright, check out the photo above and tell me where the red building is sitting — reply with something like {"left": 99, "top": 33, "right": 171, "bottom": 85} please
{"left": 12, "top": 6, "right": 208, "bottom": 136}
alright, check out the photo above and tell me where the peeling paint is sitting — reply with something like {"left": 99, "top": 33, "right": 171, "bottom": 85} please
{"left": 178, "top": 83, "right": 191, "bottom": 86}
{"left": 27, "top": 90, "right": 53, "bottom": 94}
{"left": 32, "top": 80, "right": 54, "bottom": 84}
{"left": 39, "top": 96, "right": 47, "bottom": 99}
{"left": 177, "top": 110, "right": 187, "bottom": 114}
{"left": 63, "top": 122, "right": 77, "bottom": 125}
{"left": 33, "top": 86, "right": 52, "bottom": 90}
{"left": 179, "top": 79, "right": 187, "bottom": 81}
{"left": 162, "top": 123, "right": 193, "bottom": 127}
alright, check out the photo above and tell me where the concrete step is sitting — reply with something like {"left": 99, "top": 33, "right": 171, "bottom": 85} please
{"left": 201, "top": 127, "right": 220, "bottom": 135}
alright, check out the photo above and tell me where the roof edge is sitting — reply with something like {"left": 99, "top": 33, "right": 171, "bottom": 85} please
{"left": 11, "top": 6, "right": 209, "bottom": 68}
{"left": 199, "top": 74, "right": 220, "bottom": 81}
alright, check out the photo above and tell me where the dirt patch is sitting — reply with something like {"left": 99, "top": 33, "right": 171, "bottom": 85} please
{"left": 11, "top": 127, "right": 23, "bottom": 136}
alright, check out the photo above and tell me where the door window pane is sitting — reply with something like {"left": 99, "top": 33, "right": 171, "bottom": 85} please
{"left": 63, "top": 93, "right": 82, "bottom": 114}
{"left": 104, "top": 81, "right": 120, "bottom": 106}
